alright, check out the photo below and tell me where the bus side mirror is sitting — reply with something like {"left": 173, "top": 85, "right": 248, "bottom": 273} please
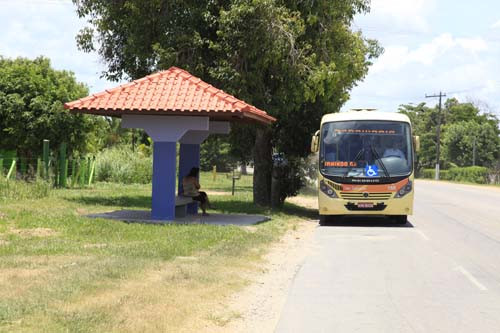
{"left": 413, "top": 136, "right": 420, "bottom": 152}
{"left": 311, "top": 130, "right": 320, "bottom": 153}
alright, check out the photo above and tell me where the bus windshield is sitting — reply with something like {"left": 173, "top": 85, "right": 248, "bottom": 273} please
{"left": 320, "top": 120, "right": 413, "bottom": 178}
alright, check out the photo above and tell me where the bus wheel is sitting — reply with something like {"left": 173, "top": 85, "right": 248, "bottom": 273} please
{"left": 319, "top": 215, "right": 329, "bottom": 226}
{"left": 394, "top": 215, "right": 407, "bottom": 225}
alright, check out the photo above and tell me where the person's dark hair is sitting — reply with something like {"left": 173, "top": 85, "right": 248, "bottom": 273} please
{"left": 187, "top": 167, "right": 199, "bottom": 178}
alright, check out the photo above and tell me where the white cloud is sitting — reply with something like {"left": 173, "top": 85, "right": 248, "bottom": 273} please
{"left": 491, "top": 20, "right": 500, "bottom": 29}
{"left": 456, "top": 38, "right": 489, "bottom": 52}
{"left": 367, "top": 0, "right": 436, "bottom": 32}
{"left": 407, "top": 33, "right": 455, "bottom": 65}
{"left": 0, "top": 2, "right": 116, "bottom": 94}
{"left": 370, "top": 46, "right": 410, "bottom": 74}
{"left": 347, "top": 1, "right": 500, "bottom": 113}
{"left": 371, "top": 33, "right": 489, "bottom": 74}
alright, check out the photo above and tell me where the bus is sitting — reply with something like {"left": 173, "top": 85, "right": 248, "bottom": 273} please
{"left": 310, "top": 109, "right": 419, "bottom": 225}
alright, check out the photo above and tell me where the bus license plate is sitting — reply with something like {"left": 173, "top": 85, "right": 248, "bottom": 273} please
{"left": 358, "top": 202, "right": 374, "bottom": 208}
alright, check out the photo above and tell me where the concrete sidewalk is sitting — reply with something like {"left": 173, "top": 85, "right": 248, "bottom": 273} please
{"left": 86, "top": 210, "right": 269, "bottom": 226}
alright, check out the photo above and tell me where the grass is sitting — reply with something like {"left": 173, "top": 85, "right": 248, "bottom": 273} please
{"left": 0, "top": 178, "right": 51, "bottom": 201}
{"left": 199, "top": 171, "right": 253, "bottom": 193}
{"left": 0, "top": 172, "right": 315, "bottom": 332}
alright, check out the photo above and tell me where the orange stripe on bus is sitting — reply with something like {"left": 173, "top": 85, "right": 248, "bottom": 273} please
{"left": 341, "top": 178, "right": 408, "bottom": 192}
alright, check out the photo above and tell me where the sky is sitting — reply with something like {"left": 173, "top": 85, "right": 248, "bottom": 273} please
{"left": 1, "top": 0, "right": 500, "bottom": 115}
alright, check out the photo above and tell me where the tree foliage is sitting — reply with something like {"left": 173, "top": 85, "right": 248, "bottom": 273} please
{"left": 74, "top": 0, "right": 381, "bottom": 205}
{"left": 0, "top": 56, "right": 101, "bottom": 158}
{"left": 399, "top": 99, "right": 500, "bottom": 170}
{"left": 200, "top": 135, "right": 235, "bottom": 172}
{"left": 443, "top": 120, "right": 500, "bottom": 167}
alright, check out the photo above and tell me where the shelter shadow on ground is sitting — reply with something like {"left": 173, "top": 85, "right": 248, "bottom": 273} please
{"left": 214, "top": 200, "right": 317, "bottom": 220}
{"left": 67, "top": 195, "right": 151, "bottom": 209}
{"left": 321, "top": 216, "right": 414, "bottom": 228}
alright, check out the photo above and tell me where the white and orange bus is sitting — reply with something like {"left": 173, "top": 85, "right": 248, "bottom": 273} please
{"left": 311, "top": 109, "right": 419, "bottom": 225}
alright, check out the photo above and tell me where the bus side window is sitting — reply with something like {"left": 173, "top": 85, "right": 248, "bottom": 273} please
{"left": 325, "top": 151, "right": 336, "bottom": 161}
{"left": 324, "top": 136, "right": 337, "bottom": 161}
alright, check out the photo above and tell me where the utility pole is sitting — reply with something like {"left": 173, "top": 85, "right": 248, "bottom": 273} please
{"left": 472, "top": 136, "right": 476, "bottom": 166}
{"left": 425, "top": 92, "right": 446, "bottom": 180}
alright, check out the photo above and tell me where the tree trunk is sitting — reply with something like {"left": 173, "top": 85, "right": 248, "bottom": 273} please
{"left": 271, "top": 167, "right": 282, "bottom": 208}
{"left": 253, "top": 126, "right": 272, "bottom": 206}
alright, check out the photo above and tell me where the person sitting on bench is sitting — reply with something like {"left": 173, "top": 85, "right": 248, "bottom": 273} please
{"left": 182, "top": 167, "right": 211, "bottom": 216}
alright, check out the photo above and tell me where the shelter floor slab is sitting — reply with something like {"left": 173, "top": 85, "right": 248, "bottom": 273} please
{"left": 86, "top": 210, "right": 269, "bottom": 226}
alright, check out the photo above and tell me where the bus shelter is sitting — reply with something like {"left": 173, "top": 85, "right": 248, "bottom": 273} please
{"left": 65, "top": 67, "right": 275, "bottom": 221}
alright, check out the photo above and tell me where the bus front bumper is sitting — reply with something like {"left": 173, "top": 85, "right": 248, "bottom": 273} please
{"left": 318, "top": 191, "right": 414, "bottom": 216}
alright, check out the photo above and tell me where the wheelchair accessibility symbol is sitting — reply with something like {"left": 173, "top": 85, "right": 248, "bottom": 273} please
{"left": 365, "top": 165, "right": 379, "bottom": 177}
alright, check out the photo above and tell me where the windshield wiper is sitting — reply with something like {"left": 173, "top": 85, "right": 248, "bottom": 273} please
{"left": 343, "top": 148, "right": 364, "bottom": 177}
{"left": 370, "top": 144, "right": 390, "bottom": 177}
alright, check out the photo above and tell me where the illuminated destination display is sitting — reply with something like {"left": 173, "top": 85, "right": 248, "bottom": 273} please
{"left": 324, "top": 161, "right": 358, "bottom": 167}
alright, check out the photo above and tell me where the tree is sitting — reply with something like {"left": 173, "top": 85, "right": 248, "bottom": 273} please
{"left": 399, "top": 102, "right": 439, "bottom": 170}
{"left": 227, "top": 123, "right": 255, "bottom": 174}
{"left": 74, "top": 0, "right": 381, "bottom": 206}
{"left": 400, "top": 99, "right": 500, "bottom": 170}
{"left": 443, "top": 121, "right": 500, "bottom": 167}
{"left": 0, "top": 56, "right": 100, "bottom": 159}
{"left": 200, "top": 135, "right": 235, "bottom": 172}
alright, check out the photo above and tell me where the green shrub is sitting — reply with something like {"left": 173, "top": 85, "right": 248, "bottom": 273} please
{"left": 420, "top": 166, "right": 488, "bottom": 184}
{"left": 0, "top": 178, "right": 51, "bottom": 201}
{"left": 0, "top": 150, "right": 17, "bottom": 174}
{"left": 421, "top": 168, "right": 449, "bottom": 179}
{"left": 445, "top": 166, "right": 488, "bottom": 183}
{"left": 95, "top": 146, "right": 152, "bottom": 184}
{"left": 421, "top": 168, "right": 435, "bottom": 179}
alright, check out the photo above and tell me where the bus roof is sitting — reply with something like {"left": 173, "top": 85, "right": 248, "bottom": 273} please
{"left": 321, "top": 111, "right": 411, "bottom": 125}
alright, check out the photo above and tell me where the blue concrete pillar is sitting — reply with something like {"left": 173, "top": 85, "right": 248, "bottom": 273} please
{"left": 178, "top": 143, "right": 200, "bottom": 214}
{"left": 151, "top": 141, "right": 177, "bottom": 220}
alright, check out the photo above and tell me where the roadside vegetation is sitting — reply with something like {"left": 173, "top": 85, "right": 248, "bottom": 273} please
{"left": 0, "top": 172, "right": 315, "bottom": 332}
{"left": 95, "top": 145, "right": 152, "bottom": 184}
{"left": 400, "top": 100, "right": 500, "bottom": 184}
{"left": 420, "top": 166, "right": 492, "bottom": 184}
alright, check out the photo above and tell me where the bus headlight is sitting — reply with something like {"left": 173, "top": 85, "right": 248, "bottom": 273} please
{"left": 394, "top": 180, "right": 412, "bottom": 198}
{"left": 320, "top": 180, "right": 338, "bottom": 198}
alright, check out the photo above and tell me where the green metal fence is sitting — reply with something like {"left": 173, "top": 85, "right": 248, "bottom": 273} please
{"left": 0, "top": 140, "right": 96, "bottom": 187}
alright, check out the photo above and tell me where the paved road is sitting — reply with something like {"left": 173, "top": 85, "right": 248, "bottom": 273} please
{"left": 276, "top": 180, "right": 500, "bottom": 333}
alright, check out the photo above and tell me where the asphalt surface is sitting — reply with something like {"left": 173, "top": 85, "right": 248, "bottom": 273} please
{"left": 276, "top": 180, "right": 500, "bottom": 333}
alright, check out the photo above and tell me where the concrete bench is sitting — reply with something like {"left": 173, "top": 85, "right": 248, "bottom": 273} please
{"left": 175, "top": 196, "right": 194, "bottom": 218}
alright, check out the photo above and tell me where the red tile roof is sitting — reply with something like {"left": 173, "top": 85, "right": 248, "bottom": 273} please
{"left": 64, "top": 67, "right": 275, "bottom": 124}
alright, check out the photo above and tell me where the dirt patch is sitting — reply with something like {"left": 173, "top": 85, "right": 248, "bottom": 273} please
{"left": 8, "top": 227, "right": 59, "bottom": 238}
{"left": 0, "top": 256, "right": 90, "bottom": 299}
{"left": 206, "top": 190, "right": 232, "bottom": 196}
{"left": 83, "top": 243, "right": 108, "bottom": 249}
{"left": 244, "top": 226, "right": 258, "bottom": 233}
{"left": 287, "top": 195, "right": 318, "bottom": 210}
{"left": 76, "top": 208, "right": 88, "bottom": 215}
{"left": 0, "top": 239, "right": 10, "bottom": 246}
{"left": 203, "top": 219, "right": 317, "bottom": 332}
{"left": 2, "top": 255, "right": 89, "bottom": 267}
{"left": 58, "top": 255, "right": 241, "bottom": 332}
{"left": 0, "top": 268, "right": 45, "bottom": 283}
